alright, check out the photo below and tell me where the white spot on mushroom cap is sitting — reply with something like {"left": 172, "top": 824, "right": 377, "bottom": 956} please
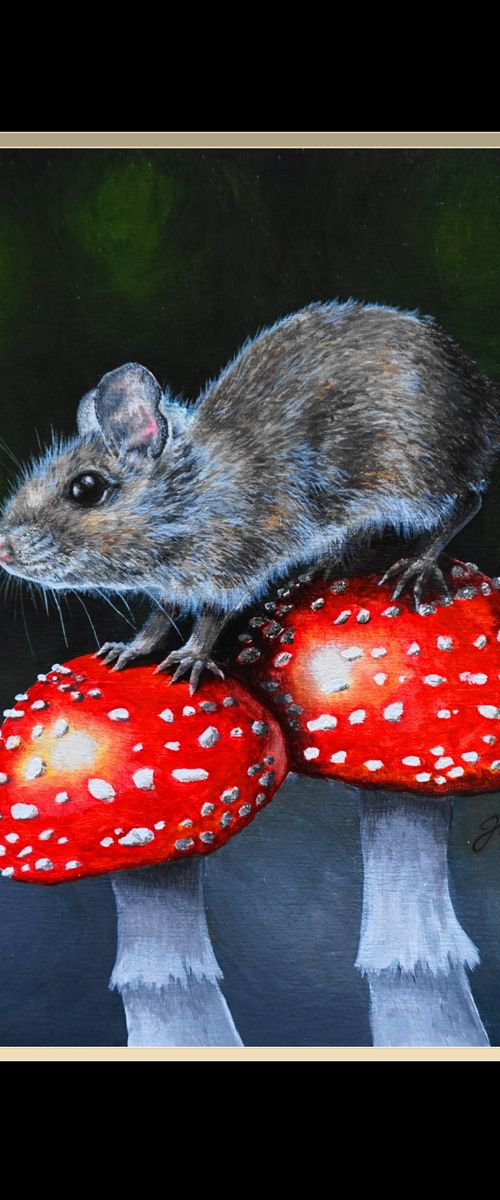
{"left": 448, "top": 766, "right": 464, "bottom": 779}
{"left": 198, "top": 726, "right": 220, "bottom": 749}
{"left": 349, "top": 709, "right": 366, "bottom": 725}
{"left": 132, "top": 743, "right": 143, "bottom": 752}
{"left": 307, "top": 714, "right": 337, "bottom": 732}
{"left": 462, "top": 752, "right": 480, "bottom": 763}
{"left": 11, "top": 802, "right": 39, "bottom": 820}
{"left": 88, "top": 688, "right": 102, "bottom": 698}
{"left": 416, "top": 772, "right": 432, "bottom": 782}
{"left": 133, "top": 768, "right": 154, "bottom": 790}
{"left": 158, "top": 708, "right": 175, "bottom": 723}
{"left": 384, "top": 702, "right": 404, "bottom": 723}
{"left": 31, "top": 725, "right": 44, "bottom": 740}
{"left": 274, "top": 652, "right": 292, "bottom": 667}
{"left": 51, "top": 663, "right": 71, "bottom": 674}
{"left": 484, "top": 735, "right": 497, "bottom": 744}
{"left": 55, "top": 791, "right": 70, "bottom": 804}
{"left": 3, "top": 709, "right": 24, "bottom": 719}
{"left": 402, "top": 756, "right": 421, "bottom": 767}
{"left": 65, "top": 861, "right": 81, "bottom": 870}
{"left": 201, "top": 803, "right": 215, "bottom": 817}
{"left": 330, "top": 750, "right": 347, "bottom": 764}
{"left": 230, "top": 728, "right": 244, "bottom": 737}
{"left": 491, "top": 761, "right": 500, "bottom": 771}
{"left": 17, "top": 846, "right": 32, "bottom": 858}
{"left": 53, "top": 718, "right": 69, "bottom": 738}
{"left": 100, "top": 837, "right": 114, "bottom": 847}
{"left": 165, "top": 741, "right": 180, "bottom": 751}
{"left": 478, "top": 705, "right": 500, "bottom": 720}
{"left": 88, "top": 778, "right": 115, "bottom": 802}
{"left": 474, "top": 635, "right": 488, "bottom": 649}
{"left": 364, "top": 760, "right": 383, "bottom": 771}
{"left": 424, "top": 675, "right": 447, "bottom": 687}
{"left": 333, "top": 610, "right": 351, "bottom": 625}
{"left": 221, "top": 787, "right": 239, "bottom": 803}
{"left": 183, "top": 706, "right": 196, "bottom": 717}
{"left": 251, "top": 720, "right": 269, "bottom": 736}
{"left": 341, "top": 646, "right": 363, "bottom": 661}
{"left": 175, "top": 837, "right": 194, "bottom": 851}
{"left": 31, "top": 700, "right": 47, "bottom": 711}
{"left": 15, "top": 693, "right": 28, "bottom": 701}
{"left": 119, "top": 828, "right": 155, "bottom": 846}
{"left": 57, "top": 837, "right": 68, "bottom": 845}
{"left": 5, "top": 834, "right": 18, "bottom": 843}
{"left": 459, "top": 672, "right": 488, "bottom": 685}
{"left": 437, "top": 636, "right": 453, "bottom": 650}
{"left": 154, "top": 821, "right": 165, "bottom": 831}
{"left": 437, "top": 710, "right": 451, "bottom": 719}
{"left": 24, "top": 756, "right": 45, "bottom": 781}
{"left": 434, "top": 776, "right": 447, "bottom": 785}
{"left": 35, "top": 858, "right": 53, "bottom": 871}
{"left": 5, "top": 736, "right": 21, "bottom": 750}
{"left": 371, "top": 647, "right": 387, "bottom": 658}
{"left": 304, "top": 747, "right": 320, "bottom": 761}
{"left": 2, "top": 868, "right": 14, "bottom": 877}
{"left": 382, "top": 605, "right": 401, "bottom": 618}
{"left": 172, "top": 768, "right": 209, "bottom": 783}
{"left": 0, "top": 773, "right": 8, "bottom": 785}
{"left": 373, "top": 673, "right": 387, "bottom": 686}
{"left": 407, "top": 643, "right": 420, "bottom": 656}
{"left": 357, "top": 609, "right": 371, "bottom": 623}
{"left": 107, "top": 708, "right": 130, "bottom": 722}
{"left": 0, "top": 846, "right": 5, "bottom": 857}
{"left": 431, "top": 746, "right": 445, "bottom": 756}
{"left": 39, "top": 829, "right": 54, "bottom": 841}
{"left": 434, "top": 757, "right": 454, "bottom": 770}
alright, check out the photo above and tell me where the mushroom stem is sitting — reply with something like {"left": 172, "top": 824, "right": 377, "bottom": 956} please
{"left": 356, "top": 789, "right": 489, "bottom": 1046}
{"left": 110, "top": 858, "right": 242, "bottom": 1047}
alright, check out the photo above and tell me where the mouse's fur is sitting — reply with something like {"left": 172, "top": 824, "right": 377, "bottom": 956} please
{"left": 1, "top": 300, "right": 498, "bottom": 683}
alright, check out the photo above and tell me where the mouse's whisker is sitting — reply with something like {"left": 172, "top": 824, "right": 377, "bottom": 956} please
{"left": 70, "top": 589, "right": 101, "bottom": 648}
{"left": 0, "top": 434, "right": 22, "bottom": 472}
{"left": 93, "top": 587, "right": 136, "bottom": 631}
{"left": 146, "top": 591, "right": 183, "bottom": 642}
{"left": 51, "top": 587, "right": 69, "bottom": 648}
{"left": 19, "top": 583, "right": 35, "bottom": 658}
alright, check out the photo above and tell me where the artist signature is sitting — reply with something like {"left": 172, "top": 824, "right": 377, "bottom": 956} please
{"left": 473, "top": 814, "right": 500, "bottom": 853}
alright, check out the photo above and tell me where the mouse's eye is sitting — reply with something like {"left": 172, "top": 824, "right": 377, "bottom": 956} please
{"left": 67, "top": 472, "right": 109, "bottom": 506}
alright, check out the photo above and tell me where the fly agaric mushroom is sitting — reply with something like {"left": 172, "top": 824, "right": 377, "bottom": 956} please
{"left": 233, "top": 557, "right": 500, "bottom": 1046}
{"left": 0, "top": 656, "right": 287, "bottom": 1046}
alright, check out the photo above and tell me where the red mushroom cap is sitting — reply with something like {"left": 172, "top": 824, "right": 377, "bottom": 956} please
{"left": 0, "top": 655, "right": 287, "bottom": 883}
{"left": 232, "top": 558, "right": 500, "bottom": 796}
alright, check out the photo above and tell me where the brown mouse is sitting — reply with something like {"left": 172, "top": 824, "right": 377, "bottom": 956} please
{"left": 0, "top": 299, "right": 497, "bottom": 689}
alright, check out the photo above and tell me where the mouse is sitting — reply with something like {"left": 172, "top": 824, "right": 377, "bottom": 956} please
{"left": 0, "top": 298, "right": 497, "bottom": 691}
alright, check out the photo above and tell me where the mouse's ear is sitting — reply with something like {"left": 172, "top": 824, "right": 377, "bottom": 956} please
{"left": 77, "top": 388, "right": 100, "bottom": 437}
{"left": 93, "top": 363, "right": 169, "bottom": 458}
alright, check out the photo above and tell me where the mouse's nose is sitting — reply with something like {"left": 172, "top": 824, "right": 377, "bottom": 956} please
{"left": 0, "top": 533, "right": 13, "bottom": 563}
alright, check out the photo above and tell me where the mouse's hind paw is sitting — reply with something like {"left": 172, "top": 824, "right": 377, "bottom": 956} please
{"left": 155, "top": 647, "right": 225, "bottom": 693}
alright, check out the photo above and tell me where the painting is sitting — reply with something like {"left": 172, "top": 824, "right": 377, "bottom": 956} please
{"left": 0, "top": 137, "right": 500, "bottom": 1050}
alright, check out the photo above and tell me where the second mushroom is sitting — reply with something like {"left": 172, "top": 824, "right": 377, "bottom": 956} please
{"left": 233, "top": 557, "right": 500, "bottom": 1047}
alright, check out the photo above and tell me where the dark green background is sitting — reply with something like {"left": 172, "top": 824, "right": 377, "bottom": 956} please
{"left": 1, "top": 148, "right": 500, "bottom": 1047}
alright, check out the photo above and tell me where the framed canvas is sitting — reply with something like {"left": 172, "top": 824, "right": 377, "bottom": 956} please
{"left": 0, "top": 131, "right": 499, "bottom": 1058}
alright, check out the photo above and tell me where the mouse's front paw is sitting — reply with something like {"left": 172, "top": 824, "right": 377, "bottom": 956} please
{"left": 379, "top": 555, "right": 452, "bottom": 609}
{"left": 155, "top": 646, "right": 225, "bottom": 694}
{"left": 94, "top": 640, "right": 144, "bottom": 671}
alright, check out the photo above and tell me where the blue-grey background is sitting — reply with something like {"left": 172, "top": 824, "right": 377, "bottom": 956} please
{"left": 0, "top": 147, "right": 500, "bottom": 1046}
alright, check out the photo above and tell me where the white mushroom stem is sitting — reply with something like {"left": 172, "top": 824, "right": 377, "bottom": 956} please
{"left": 356, "top": 788, "right": 489, "bottom": 1047}
{"left": 110, "top": 858, "right": 243, "bottom": 1047}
